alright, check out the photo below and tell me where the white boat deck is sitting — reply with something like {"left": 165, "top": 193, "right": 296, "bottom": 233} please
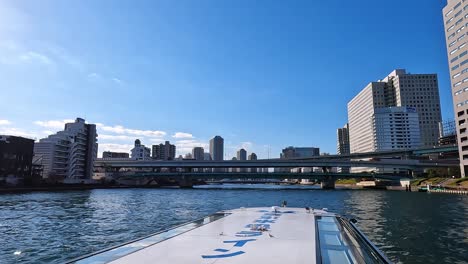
{"left": 72, "top": 207, "right": 390, "bottom": 264}
{"left": 111, "top": 207, "right": 320, "bottom": 264}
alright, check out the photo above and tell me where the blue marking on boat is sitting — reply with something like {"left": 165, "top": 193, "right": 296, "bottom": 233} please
{"left": 202, "top": 251, "right": 245, "bottom": 259}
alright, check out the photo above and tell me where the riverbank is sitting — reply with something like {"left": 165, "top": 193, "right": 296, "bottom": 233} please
{"left": 0, "top": 185, "right": 137, "bottom": 193}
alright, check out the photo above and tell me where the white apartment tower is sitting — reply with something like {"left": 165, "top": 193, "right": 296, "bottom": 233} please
{"left": 443, "top": 0, "right": 468, "bottom": 177}
{"left": 131, "top": 139, "right": 151, "bottom": 160}
{"left": 348, "top": 69, "right": 441, "bottom": 153}
{"left": 33, "top": 118, "right": 98, "bottom": 180}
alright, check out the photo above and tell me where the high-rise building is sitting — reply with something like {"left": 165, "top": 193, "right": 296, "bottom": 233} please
{"left": 337, "top": 123, "right": 350, "bottom": 155}
{"left": 152, "top": 141, "right": 176, "bottom": 160}
{"left": 203, "top": 152, "right": 212, "bottom": 161}
{"left": 131, "top": 139, "right": 151, "bottom": 160}
{"left": 373, "top": 107, "right": 421, "bottom": 150}
{"left": 236, "top": 148, "right": 247, "bottom": 173}
{"left": 0, "top": 135, "right": 34, "bottom": 186}
{"left": 102, "top": 151, "right": 129, "bottom": 159}
{"left": 248, "top": 152, "right": 258, "bottom": 173}
{"left": 34, "top": 118, "right": 98, "bottom": 180}
{"left": 237, "top": 148, "right": 247, "bottom": 160}
{"left": 438, "top": 120, "right": 457, "bottom": 146}
{"left": 248, "top": 153, "right": 257, "bottom": 160}
{"left": 192, "top": 147, "right": 204, "bottom": 161}
{"left": 443, "top": 1, "right": 468, "bottom": 177}
{"left": 348, "top": 69, "right": 441, "bottom": 153}
{"left": 209, "top": 136, "right": 224, "bottom": 161}
{"left": 281, "top": 147, "right": 320, "bottom": 159}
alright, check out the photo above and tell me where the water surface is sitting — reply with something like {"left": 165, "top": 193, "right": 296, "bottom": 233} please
{"left": 0, "top": 185, "right": 467, "bottom": 263}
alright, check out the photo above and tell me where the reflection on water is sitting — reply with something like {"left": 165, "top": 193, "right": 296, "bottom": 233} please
{"left": 0, "top": 186, "right": 467, "bottom": 264}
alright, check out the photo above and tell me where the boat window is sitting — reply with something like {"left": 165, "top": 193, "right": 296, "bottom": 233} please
{"left": 316, "top": 216, "right": 391, "bottom": 264}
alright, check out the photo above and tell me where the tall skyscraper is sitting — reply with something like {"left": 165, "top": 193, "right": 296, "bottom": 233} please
{"left": 348, "top": 69, "right": 441, "bottom": 153}
{"left": 209, "top": 136, "right": 224, "bottom": 161}
{"left": 248, "top": 153, "right": 257, "bottom": 160}
{"left": 131, "top": 139, "right": 151, "bottom": 160}
{"left": 337, "top": 123, "right": 350, "bottom": 155}
{"left": 248, "top": 152, "right": 258, "bottom": 173}
{"left": 443, "top": 1, "right": 468, "bottom": 177}
{"left": 34, "top": 118, "right": 98, "bottom": 180}
{"left": 152, "top": 141, "right": 176, "bottom": 160}
{"left": 237, "top": 148, "right": 247, "bottom": 160}
{"left": 192, "top": 147, "right": 204, "bottom": 161}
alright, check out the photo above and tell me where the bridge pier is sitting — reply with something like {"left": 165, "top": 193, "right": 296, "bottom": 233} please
{"left": 177, "top": 175, "right": 194, "bottom": 188}
{"left": 320, "top": 176, "right": 336, "bottom": 189}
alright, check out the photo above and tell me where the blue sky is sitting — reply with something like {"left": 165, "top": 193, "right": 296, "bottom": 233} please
{"left": 0, "top": 0, "right": 453, "bottom": 158}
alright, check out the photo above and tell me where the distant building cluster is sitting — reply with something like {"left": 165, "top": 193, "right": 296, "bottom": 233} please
{"left": 280, "top": 147, "right": 319, "bottom": 159}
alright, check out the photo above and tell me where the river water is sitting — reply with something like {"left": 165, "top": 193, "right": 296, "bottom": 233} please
{"left": 0, "top": 185, "right": 467, "bottom": 264}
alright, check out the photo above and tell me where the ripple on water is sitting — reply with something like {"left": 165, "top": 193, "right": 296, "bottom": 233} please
{"left": 0, "top": 188, "right": 467, "bottom": 264}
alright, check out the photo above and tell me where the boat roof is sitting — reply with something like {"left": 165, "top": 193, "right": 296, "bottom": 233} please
{"left": 70, "top": 207, "right": 390, "bottom": 264}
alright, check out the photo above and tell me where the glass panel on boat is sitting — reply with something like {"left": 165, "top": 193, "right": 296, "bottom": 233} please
{"left": 70, "top": 212, "right": 229, "bottom": 264}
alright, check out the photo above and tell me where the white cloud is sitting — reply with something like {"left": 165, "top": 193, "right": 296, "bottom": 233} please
{"left": 241, "top": 141, "right": 253, "bottom": 151}
{"left": 88, "top": 72, "right": 101, "bottom": 79}
{"left": 46, "top": 44, "right": 85, "bottom": 71}
{"left": 0, "top": 127, "right": 38, "bottom": 139}
{"left": 98, "top": 143, "right": 133, "bottom": 158}
{"left": 98, "top": 124, "right": 166, "bottom": 138}
{"left": 19, "top": 51, "right": 54, "bottom": 65}
{"left": 0, "top": 120, "right": 11, "bottom": 126}
{"left": 34, "top": 119, "right": 74, "bottom": 129}
{"left": 175, "top": 139, "right": 208, "bottom": 155}
{"left": 98, "top": 134, "right": 133, "bottom": 141}
{"left": 112, "top": 78, "right": 124, "bottom": 85}
{"left": 172, "top": 132, "right": 194, "bottom": 139}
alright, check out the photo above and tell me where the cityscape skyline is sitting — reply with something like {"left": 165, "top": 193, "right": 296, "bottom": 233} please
{"left": 0, "top": 0, "right": 455, "bottom": 159}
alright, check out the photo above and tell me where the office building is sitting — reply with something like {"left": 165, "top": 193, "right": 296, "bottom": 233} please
{"left": 192, "top": 147, "right": 204, "bottom": 161}
{"left": 281, "top": 147, "right": 320, "bottom": 159}
{"left": 443, "top": 1, "right": 468, "bottom": 176}
{"left": 131, "top": 139, "right": 151, "bottom": 160}
{"left": 373, "top": 107, "right": 421, "bottom": 150}
{"left": 152, "top": 141, "right": 176, "bottom": 160}
{"left": 348, "top": 69, "right": 441, "bottom": 153}
{"left": 209, "top": 136, "right": 224, "bottom": 161}
{"left": 0, "top": 135, "right": 34, "bottom": 186}
{"left": 248, "top": 152, "right": 258, "bottom": 173}
{"left": 337, "top": 123, "right": 350, "bottom": 173}
{"left": 237, "top": 148, "right": 247, "bottom": 160}
{"left": 204, "top": 152, "right": 212, "bottom": 161}
{"left": 248, "top": 153, "right": 257, "bottom": 160}
{"left": 438, "top": 120, "right": 457, "bottom": 146}
{"left": 102, "top": 151, "right": 129, "bottom": 159}
{"left": 337, "top": 123, "right": 350, "bottom": 155}
{"left": 34, "top": 118, "right": 98, "bottom": 180}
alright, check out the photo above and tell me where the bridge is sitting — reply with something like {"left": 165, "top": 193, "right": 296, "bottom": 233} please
{"left": 94, "top": 145, "right": 459, "bottom": 189}
{"left": 101, "top": 171, "right": 408, "bottom": 189}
